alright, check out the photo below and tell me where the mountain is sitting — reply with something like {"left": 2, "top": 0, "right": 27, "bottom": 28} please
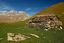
{"left": 35, "top": 2, "right": 64, "bottom": 26}
{"left": 0, "top": 11, "right": 29, "bottom": 23}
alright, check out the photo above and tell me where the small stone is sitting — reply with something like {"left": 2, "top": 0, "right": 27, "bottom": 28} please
{"left": 30, "top": 34, "right": 40, "bottom": 38}
{"left": 44, "top": 29, "right": 48, "bottom": 31}
{"left": 60, "top": 26, "right": 63, "bottom": 29}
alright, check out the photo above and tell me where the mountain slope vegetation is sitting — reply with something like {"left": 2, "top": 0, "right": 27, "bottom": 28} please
{"left": 36, "top": 2, "right": 64, "bottom": 26}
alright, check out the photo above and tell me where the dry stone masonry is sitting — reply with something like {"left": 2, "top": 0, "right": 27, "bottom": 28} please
{"left": 28, "top": 14, "right": 62, "bottom": 29}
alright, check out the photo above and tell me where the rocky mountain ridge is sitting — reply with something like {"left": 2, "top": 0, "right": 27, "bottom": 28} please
{"left": 0, "top": 10, "right": 29, "bottom": 23}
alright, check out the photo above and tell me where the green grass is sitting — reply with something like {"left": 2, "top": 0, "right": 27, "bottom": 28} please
{"left": 0, "top": 21, "right": 64, "bottom": 43}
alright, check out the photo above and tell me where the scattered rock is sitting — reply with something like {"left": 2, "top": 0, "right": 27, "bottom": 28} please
{"left": 7, "top": 33, "right": 30, "bottom": 41}
{"left": 60, "top": 26, "right": 63, "bottom": 29}
{"left": 30, "top": 34, "right": 40, "bottom": 38}
{"left": 44, "top": 29, "right": 49, "bottom": 31}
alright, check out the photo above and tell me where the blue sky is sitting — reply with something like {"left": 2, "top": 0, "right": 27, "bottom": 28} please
{"left": 0, "top": 0, "right": 64, "bottom": 16}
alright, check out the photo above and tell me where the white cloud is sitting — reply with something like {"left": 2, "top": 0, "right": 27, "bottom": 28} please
{"left": 25, "top": 8, "right": 31, "bottom": 11}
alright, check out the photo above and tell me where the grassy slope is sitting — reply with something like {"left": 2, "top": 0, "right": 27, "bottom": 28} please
{"left": 36, "top": 2, "right": 64, "bottom": 26}
{"left": 0, "top": 22, "right": 64, "bottom": 43}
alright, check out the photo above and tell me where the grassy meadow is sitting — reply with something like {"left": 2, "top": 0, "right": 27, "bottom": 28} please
{"left": 0, "top": 21, "right": 64, "bottom": 43}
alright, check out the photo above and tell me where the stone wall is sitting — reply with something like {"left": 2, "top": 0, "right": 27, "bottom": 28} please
{"left": 28, "top": 14, "right": 62, "bottom": 29}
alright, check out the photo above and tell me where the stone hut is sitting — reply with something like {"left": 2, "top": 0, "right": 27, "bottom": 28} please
{"left": 28, "top": 14, "right": 62, "bottom": 29}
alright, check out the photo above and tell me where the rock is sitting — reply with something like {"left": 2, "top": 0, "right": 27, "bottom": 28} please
{"left": 44, "top": 29, "right": 49, "bottom": 31}
{"left": 30, "top": 34, "right": 40, "bottom": 38}
{"left": 60, "top": 26, "right": 63, "bottom": 29}
{"left": 7, "top": 33, "right": 30, "bottom": 41}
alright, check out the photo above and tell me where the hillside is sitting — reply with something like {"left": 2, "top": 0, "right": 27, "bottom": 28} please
{"left": 36, "top": 2, "right": 64, "bottom": 26}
